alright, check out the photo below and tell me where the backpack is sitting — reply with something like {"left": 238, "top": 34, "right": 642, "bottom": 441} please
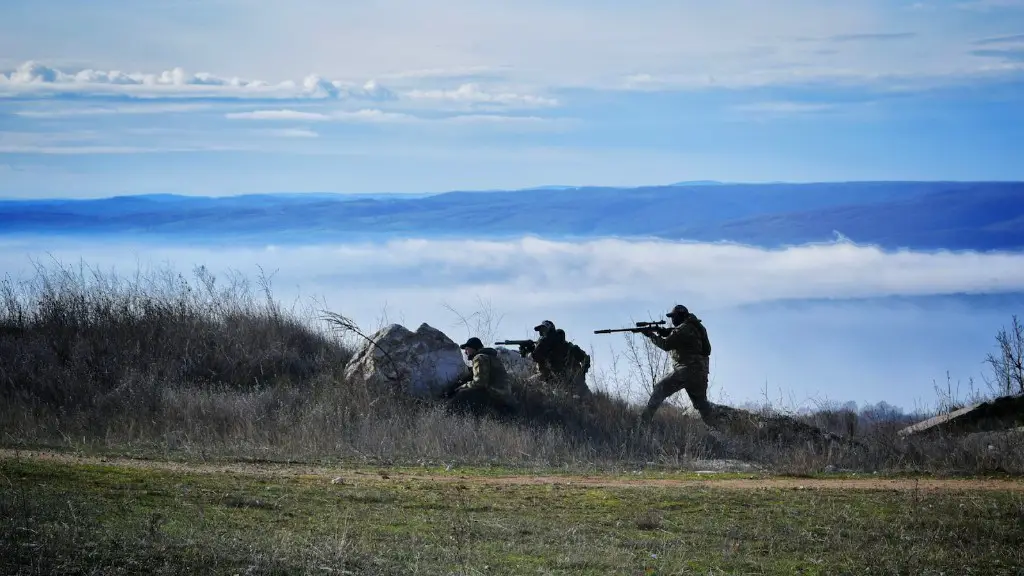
{"left": 568, "top": 342, "right": 588, "bottom": 365}
{"left": 693, "top": 320, "right": 712, "bottom": 356}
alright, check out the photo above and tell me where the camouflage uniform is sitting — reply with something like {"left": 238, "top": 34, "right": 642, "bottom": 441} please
{"left": 641, "top": 305, "right": 714, "bottom": 423}
{"left": 528, "top": 321, "right": 592, "bottom": 399}
{"left": 449, "top": 337, "right": 517, "bottom": 413}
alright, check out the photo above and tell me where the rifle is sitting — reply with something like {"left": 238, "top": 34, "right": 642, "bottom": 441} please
{"left": 495, "top": 339, "right": 536, "bottom": 356}
{"left": 593, "top": 320, "right": 670, "bottom": 336}
{"left": 440, "top": 374, "right": 471, "bottom": 399}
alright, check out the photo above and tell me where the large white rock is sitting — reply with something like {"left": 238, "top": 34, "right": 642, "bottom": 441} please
{"left": 343, "top": 322, "right": 546, "bottom": 396}
{"left": 343, "top": 323, "right": 469, "bottom": 396}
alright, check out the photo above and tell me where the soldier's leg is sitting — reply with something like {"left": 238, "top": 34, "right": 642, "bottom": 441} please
{"left": 641, "top": 369, "right": 687, "bottom": 423}
{"left": 572, "top": 372, "right": 591, "bottom": 398}
{"left": 449, "top": 387, "right": 490, "bottom": 416}
{"left": 681, "top": 360, "right": 716, "bottom": 424}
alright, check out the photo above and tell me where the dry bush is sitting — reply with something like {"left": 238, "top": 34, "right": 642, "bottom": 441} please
{"left": 985, "top": 314, "right": 1024, "bottom": 396}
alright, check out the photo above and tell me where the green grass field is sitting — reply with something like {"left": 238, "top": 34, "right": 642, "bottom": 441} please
{"left": 3, "top": 452, "right": 1022, "bottom": 575}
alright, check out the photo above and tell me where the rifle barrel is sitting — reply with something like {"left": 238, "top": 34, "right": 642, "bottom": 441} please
{"left": 594, "top": 325, "right": 668, "bottom": 335}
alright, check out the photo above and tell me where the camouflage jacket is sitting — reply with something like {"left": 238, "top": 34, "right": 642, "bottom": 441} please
{"left": 461, "top": 348, "right": 512, "bottom": 396}
{"left": 531, "top": 330, "right": 590, "bottom": 379}
{"left": 647, "top": 314, "right": 711, "bottom": 369}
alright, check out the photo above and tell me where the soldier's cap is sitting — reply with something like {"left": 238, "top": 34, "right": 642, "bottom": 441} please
{"left": 666, "top": 304, "right": 689, "bottom": 317}
{"left": 533, "top": 320, "right": 555, "bottom": 332}
{"left": 460, "top": 337, "right": 484, "bottom": 350}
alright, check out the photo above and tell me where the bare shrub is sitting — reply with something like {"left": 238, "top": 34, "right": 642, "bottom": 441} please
{"left": 985, "top": 314, "right": 1024, "bottom": 396}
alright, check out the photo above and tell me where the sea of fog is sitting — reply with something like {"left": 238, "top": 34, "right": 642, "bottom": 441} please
{"left": 3, "top": 234, "right": 1023, "bottom": 414}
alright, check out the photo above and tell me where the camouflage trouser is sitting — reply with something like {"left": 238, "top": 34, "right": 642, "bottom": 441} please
{"left": 531, "top": 370, "right": 590, "bottom": 399}
{"left": 449, "top": 386, "right": 517, "bottom": 417}
{"left": 641, "top": 356, "right": 713, "bottom": 423}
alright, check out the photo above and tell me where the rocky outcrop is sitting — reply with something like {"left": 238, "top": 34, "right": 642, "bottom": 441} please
{"left": 342, "top": 323, "right": 542, "bottom": 397}
{"left": 710, "top": 405, "right": 849, "bottom": 446}
{"left": 343, "top": 323, "right": 468, "bottom": 397}
{"left": 897, "top": 393, "right": 1024, "bottom": 437}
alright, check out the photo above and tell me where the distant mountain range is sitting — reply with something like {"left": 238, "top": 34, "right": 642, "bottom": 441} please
{"left": 1, "top": 181, "right": 1022, "bottom": 251}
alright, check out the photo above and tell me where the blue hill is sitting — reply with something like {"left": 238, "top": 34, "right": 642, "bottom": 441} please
{"left": 1, "top": 181, "right": 1021, "bottom": 251}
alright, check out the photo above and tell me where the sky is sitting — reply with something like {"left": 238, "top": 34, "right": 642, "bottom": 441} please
{"left": 2, "top": 0, "right": 1024, "bottom": 196}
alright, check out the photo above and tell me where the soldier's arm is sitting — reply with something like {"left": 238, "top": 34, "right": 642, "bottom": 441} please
{"left": 530, "top": 338, "right": 551, "bottom": 362}
{"left": 468, "top": 354, "right": 491, "bottom": 389}
{"left": 646, "top": 325, "right": 690, "bottom": 351}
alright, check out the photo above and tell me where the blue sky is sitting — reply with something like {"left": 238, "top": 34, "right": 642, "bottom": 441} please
{"left": 2, "top": 0, "right": 1024, "bottom": 197}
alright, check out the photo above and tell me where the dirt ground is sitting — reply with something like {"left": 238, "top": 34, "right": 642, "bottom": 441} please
{"left": 5, "top": 448, "right": 1023, "bottom": 492}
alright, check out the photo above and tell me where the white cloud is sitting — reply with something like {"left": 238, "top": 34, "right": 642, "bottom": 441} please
{"left": 0, "top": 61, "right": 397, "bottom": 101}
{"left": 376, "top": 65, "right": 508, "bottom": 81}
{"left": 262, "top": 128, "right": 319, "bottom": 139}
{"left": 225, "top": 109, "right": 415, "bottom": 123}
{"left": 14, "top": 103, "right": 218, "bottom": 118}
{"left": 618, "top": 58, "right": 1024, "bottom": 91}
{"left": 225, "top": 108, "right": 564, "bottom": 129}
{"left": 8, "top": 234, "right": 1023, "bottom": 317}
{"left": 405, "top": 83, "right": 558, "bottom": 107}
{"left": 226, "top": 110, "right": 331, "bottom": 121}
{"left": 0, "top": 61, "right": 561, "bottom": 113}
{"left": 731, "top": 101, "right": 838, "bottom": 115}
{"left": 240, "top": 237, "right": 1024, "bottom": 309}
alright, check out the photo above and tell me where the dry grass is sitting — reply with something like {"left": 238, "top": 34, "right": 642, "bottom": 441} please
{"left": 2, "top": 261, "right": 1023, "bottom": 476}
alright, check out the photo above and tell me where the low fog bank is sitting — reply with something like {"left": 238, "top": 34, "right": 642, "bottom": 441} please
{"left": 2, "top": 235, "right": 1022, "bottom": 412}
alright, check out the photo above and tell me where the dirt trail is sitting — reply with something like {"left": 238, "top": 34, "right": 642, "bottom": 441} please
{"left": 3, "top": 449, "right": 1023, "bottom": 492}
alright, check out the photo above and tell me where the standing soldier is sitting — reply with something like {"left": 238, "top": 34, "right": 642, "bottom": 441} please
{"left": 640, "top": 305, "right": 715, "bottom": 424}
{"left": 444, "top": 337, "right": 518, "bottom": 415}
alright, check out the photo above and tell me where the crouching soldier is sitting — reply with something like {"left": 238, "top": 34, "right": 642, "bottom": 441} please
{"left": 528, "top": 320, "right": 592, "bottom": 399}
{"left": 443, "top": 337, "right": 519, "bottom": 416}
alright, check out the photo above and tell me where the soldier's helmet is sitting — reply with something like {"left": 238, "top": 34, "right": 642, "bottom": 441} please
{"left": 460, "top": 337, "right": 484, "bottom": 351}
{"left": 666, "top": 304, "right": 689, "bottom": 318}
{"left": 533, "top": 320, "right": 556, "bottom": 335}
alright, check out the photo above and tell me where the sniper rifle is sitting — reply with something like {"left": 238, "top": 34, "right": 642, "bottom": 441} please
{"left": 494, "top": 339, "right": 536, "bottom": 356}
{"left": 593, "top": 320, "right": 670, "bottom": 336}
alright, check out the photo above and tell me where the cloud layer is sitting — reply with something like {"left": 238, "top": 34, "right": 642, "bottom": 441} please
{"left": 2, "top": 234, "right": 1021, "bottom": 409}
{"left": 0, "top": 61, "right": 559, "bottom": 111}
